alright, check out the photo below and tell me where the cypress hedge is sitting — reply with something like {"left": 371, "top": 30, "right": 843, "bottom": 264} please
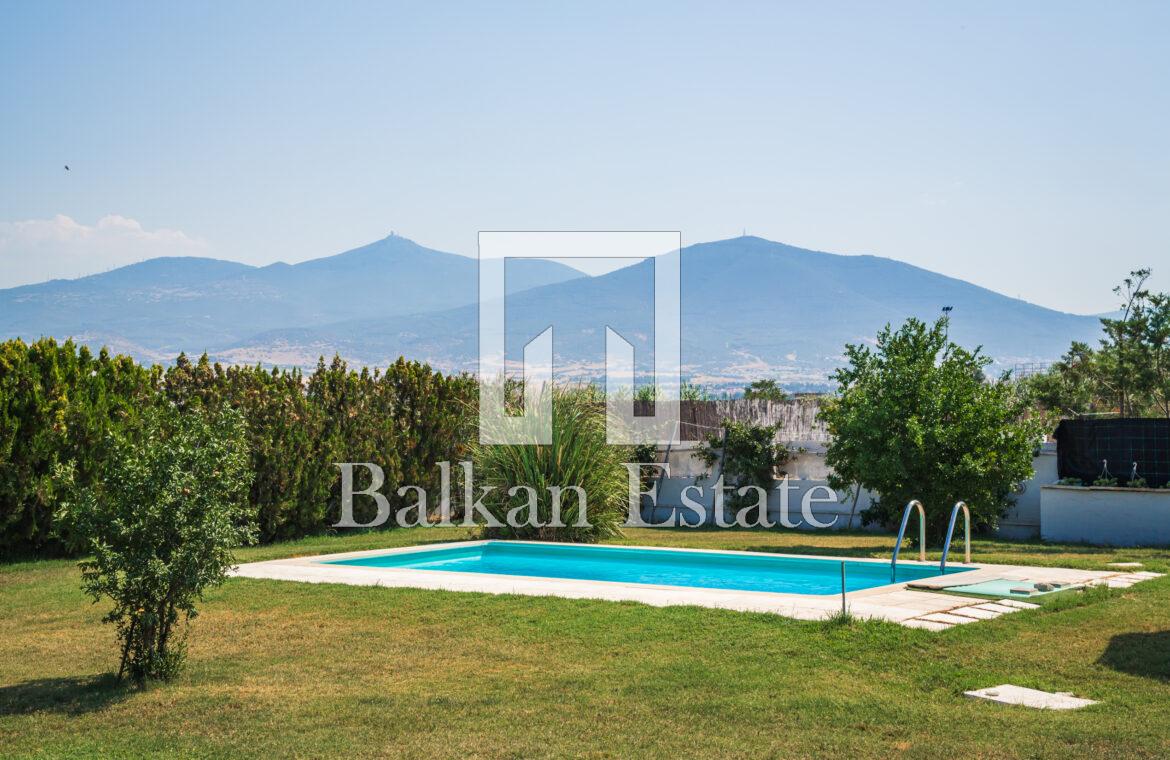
{"left": 0, "top": 339, "right": 475, "bottom": 558}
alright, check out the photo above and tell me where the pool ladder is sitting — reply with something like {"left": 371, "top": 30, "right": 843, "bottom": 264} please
{"left": 890, "top": 500, "right": 972, "bottom": 581}
{"left": 939, "top": 501, "right": 971, "bottom": 572}
{"left": 890, "top": 500, "right": 926, "bottom": 582}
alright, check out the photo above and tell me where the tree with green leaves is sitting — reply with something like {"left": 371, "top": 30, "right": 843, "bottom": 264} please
{"left": 2, "top": 341, "right": 482, "bottom": 558}
{"left": 1020, "top": 269, "right": 1170, "bottom": 419}
{"left": 1149, "top": 289, "right": 1170, "bottom": 417}
{"left": 1018, "top": 341, "right": 1100, "bottom": 418}
{"left": 820, "top": 317, "right": 1043, "bottom": 539}
{"left": 742, "top": 379, "right": 789, "bottom": 402}
{"left": 0, "top": 338, "right": 158, "bottom": 556}
{"left": 57, "top": 404, "right": 255, "bottom": 684}
{"left": 633, "top": 380, "right": 712, "bottom": 401}
{"left": 695, "top": 420, "right": 791, "bottom": 510}
{"left": 1097, "top": 269, "right": 1157, "bottom": 417}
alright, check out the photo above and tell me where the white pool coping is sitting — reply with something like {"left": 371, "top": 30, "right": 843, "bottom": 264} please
{"left": 229, "top": 539, "right": 1153, "bottom": 627}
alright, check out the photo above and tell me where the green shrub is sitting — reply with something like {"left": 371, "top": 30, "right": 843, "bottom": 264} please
{"left": 473, "top": 387, "right": 630, "bottom": 542}
{"left": 56, "top": 404, "right": 256, "bottom": 684}
{"left": 2, "top": 341, "right": 477, "bottom": 557}
{"left": 0, "top": 338, "right": 158, "bottom": 556}
{"left": 819, "top": 317, "right": 1044, "bottom": 539}
{"left": 696, "top": 420, "right": 791, "bottom": 509}
{"left": 165, "top": 354, "right": 336, "bottom": 541}
{"left": 743, "top": 379, "right": 789, "bottom": 402}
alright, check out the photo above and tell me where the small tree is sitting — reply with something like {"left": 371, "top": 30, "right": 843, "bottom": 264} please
{"left": 743, "top": 379, "right": 789, "bottom": 402}
{"left": 1020, "top": 269, "right": 1169, "bottom": 419}
{"left": 1098, "top": 269, "right": 1157, "bottom": 416}
{"left": 696, "top": 420, "right": 791, "bottom": 509}
{"left": 1018, "top": 341, "right": 1101, "bottom": 417}
{"left": 58, "top": 404, "right": 255, "bottom": 684}
{"left": 819, "top": 317, "right": 1042, "bottom": 539}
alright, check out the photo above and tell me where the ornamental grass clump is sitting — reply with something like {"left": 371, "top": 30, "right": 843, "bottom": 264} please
{"left": 473, "top": 386, "right": 630, "bottom": 542}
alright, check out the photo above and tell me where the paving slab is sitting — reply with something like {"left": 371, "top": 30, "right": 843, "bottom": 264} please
{"left": 964, "top": 684, "right": 1097, "bottom": 710}
{"left": 972, "top": 602, "right": 1020, "bottom": 614}
{"left": 919, "top": 612, "right": 978, "bottom": 625}
{"left": 946, "top": 606, "right": 1002, "bottom": 620}
{"left": 901, "top": 618, "right": 952, "bottom": 632}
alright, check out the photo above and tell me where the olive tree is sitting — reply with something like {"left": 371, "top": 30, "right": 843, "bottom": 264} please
{"left": 57, "top": 404, "right": 255, "bottom": 684}
{"left": 819, "top": 317, "right": 1043, "bottom": 539}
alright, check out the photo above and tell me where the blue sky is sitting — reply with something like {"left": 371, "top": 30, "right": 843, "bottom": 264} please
{"left": 1, "top": 1, "right": 1167, "bottom": 312}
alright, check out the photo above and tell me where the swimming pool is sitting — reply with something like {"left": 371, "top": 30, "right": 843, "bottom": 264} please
{"left": 324, "top": 541, "right": 974, "bottom": 596}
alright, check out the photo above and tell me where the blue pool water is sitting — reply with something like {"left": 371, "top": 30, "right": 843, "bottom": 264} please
{"left": 324, "top": 542, "right": 973, "bottom": 596}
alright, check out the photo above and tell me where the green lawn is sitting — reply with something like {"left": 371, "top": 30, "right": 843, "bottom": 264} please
{"left": 2, "top": 528, "right": 1169, "bottom": 759}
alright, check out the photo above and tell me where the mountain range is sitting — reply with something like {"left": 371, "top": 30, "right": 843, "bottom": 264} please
{"left": 0, "top": 235, "right": 582, "bottom": 360}
{"left": 0, "top": 234, "right": 1103, "bottom": 389}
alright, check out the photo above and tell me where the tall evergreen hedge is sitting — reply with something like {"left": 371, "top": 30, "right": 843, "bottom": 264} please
{"left": 0, "top": 339, "right": 476, "bottom": 557}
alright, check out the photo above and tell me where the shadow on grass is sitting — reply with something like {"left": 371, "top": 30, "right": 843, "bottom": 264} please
{"left": 0, "top": 673, "right": 131, "bottom": 716}
{"left": 1098, "top": 630, "right": 1170, "bottom": 682}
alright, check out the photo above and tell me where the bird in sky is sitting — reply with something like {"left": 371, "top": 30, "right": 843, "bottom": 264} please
{"left": 64, "top": 165, "right": 70, "bottom": 171}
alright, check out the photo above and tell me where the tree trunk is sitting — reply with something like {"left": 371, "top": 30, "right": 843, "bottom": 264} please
{"left": 846, "top": 485, "right": 862, "bottom": 530}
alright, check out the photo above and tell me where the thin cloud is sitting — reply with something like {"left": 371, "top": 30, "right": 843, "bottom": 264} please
{"left": 0, "top": 214, "right": 208, "bottom": 288}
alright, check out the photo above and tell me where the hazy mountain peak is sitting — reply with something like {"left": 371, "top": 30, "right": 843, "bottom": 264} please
{"left": 0, "top": 233, "right": 1103, "bottom": 387}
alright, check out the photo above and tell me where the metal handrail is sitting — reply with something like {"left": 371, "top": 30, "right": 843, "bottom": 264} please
{"left": 940, "top": 501, "right": 971, "bottom": 571}
{"left": 891, "top": 500, "right": 926, "bottom": 582}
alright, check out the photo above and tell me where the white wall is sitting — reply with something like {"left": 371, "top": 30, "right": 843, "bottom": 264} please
{"left": 997, "top": 448, "right": 1057, "bottom": 539}
{"left": 641, "top": 444, "right": 1055, "bottom": 537}
{"left": 642, "top": 474, "right": 878, "bottom": 530}
{"left": 1040, "top": 486, "right": 1170, "bottom": 546}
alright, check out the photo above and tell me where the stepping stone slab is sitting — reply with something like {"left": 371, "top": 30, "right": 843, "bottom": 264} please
{"left": 1107, "top": 562, "right": 1143, "bottom": 568}
{"left": 972, "top": 602, "right": 1020, "bottom": 614}
{"left": 964, "top": 684, "right": 1097, "bottom": 710}
{"left": 994, "top": 599, "right": 1039, "bottom": 609}
{"left": 920, "top": 612, "right": 977, "bottom": 625}
{"left": 947, "top": 606, "right": 1002, "bottom": 620}
{"left": 901, "top": 618, "right": 952, "bottom": 632}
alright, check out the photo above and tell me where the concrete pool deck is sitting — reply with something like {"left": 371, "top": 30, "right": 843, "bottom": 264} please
{"left": 229, "top": 540, "right": 1162, "bottom": 630}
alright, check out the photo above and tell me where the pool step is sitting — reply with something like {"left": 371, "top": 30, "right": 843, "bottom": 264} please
{"left": 900, "top": 599, "right": 1038, "bottom": 630}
